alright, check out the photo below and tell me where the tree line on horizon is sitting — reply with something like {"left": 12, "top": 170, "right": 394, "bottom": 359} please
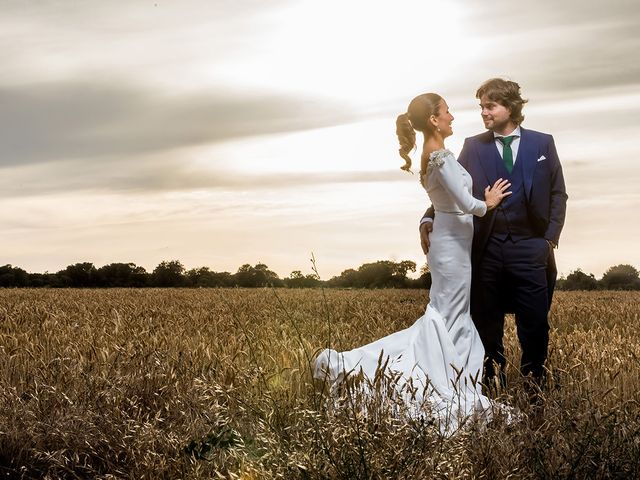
{"left": 0, "top": 260, "right": 428, "bottom": 289}
{"left": 0, "top": 261, "right": 638, "bottom": 290}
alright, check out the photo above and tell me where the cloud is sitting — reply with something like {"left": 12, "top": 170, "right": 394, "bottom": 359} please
{"left": 461, "top": 0, "right": 639, "bottom": 30}
{"left": 432, "top": 0, "right": 640, "bottom": 98}
{"left": 0, "top": 149, "right": 406, "bottom": 197}
{"left": 521, "top": 22, "right": 640, "bottom": 92}
{"left": 0, "top": 79, "right": 358, "bottom": 167}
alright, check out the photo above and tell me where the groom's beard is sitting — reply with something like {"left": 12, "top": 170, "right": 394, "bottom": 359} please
{"left": 483, "top": 117, "right": 510, "bottom": 133}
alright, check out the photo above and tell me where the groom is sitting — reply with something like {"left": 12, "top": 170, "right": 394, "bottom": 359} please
{"left": 420, "top": 78, "right": 567, "bottom": 389}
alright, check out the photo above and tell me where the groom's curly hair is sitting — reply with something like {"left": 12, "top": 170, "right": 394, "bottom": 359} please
{"left": 476, "top": 78, "right": 528, "bottom": 124}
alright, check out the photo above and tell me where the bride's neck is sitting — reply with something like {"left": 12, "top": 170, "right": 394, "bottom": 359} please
{"left": 422, "top": 136, "right": 445, "bottom": 160}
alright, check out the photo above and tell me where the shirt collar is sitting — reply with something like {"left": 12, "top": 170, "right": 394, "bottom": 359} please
{"left": 493, "top": 125, "right": 521, "bottom": 139}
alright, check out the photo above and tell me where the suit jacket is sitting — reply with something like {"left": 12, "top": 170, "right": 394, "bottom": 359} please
{"left": 423, "top": 127, "right": 568, "bottom": 303}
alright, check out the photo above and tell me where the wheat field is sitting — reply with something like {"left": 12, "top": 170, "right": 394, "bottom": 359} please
{"left": 1, "top": 289, "right": 639, "bottom": 479}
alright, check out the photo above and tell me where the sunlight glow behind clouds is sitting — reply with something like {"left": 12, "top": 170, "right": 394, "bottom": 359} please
{"left": 224, "top": 0, "right": 470, "bottom": 102}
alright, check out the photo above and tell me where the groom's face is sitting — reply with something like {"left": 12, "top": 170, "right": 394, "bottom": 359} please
{"left": 479, "top": 94, "right": 512, "bottom": 132}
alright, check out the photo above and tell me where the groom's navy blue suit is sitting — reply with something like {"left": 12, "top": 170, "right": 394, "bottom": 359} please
{"left": 426, "top": 127, "right": 567, "bottom": 383}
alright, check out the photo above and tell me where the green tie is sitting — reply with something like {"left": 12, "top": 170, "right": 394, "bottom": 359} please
{"left": 498, "top": 136, "right": 515, "bottom": 173}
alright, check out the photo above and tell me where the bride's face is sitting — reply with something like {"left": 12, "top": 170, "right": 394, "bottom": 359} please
{"left": 432, "top": 100, "right": 454, "bottom": 138}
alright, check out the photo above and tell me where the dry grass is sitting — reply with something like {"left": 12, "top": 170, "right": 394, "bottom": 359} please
{"left": 1, "top": 289, "right": 639, "bottom": 479}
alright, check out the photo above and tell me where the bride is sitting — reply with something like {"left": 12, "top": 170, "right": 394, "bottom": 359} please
{"left": 313, "top": 93, "right": 512, "bottom": 435}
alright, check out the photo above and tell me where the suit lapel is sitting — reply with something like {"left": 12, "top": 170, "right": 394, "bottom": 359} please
{"left": 518, "top": 127, "right": 536, "bottom": 200}
{"left": 478, "top": 130, "right": 500, "bottom": 185}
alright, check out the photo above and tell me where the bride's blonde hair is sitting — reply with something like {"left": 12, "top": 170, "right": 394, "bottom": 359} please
{"left": 395, "top": 93, "right": 443, "bottom": 173}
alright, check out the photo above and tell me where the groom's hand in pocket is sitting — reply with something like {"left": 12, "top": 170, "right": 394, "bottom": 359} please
{"left": 420, "top": 221, "right": 433, "bottom": 254}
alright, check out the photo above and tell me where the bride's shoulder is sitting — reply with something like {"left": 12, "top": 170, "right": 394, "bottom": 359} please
{"left": 428, "top": 148, "right": 455, "bottom": 168}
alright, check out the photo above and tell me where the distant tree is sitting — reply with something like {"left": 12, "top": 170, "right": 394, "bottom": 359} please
{"left": 152, "top": 260, "right": 186, "bottom": 287}
{"left": 600, "top": 264, "right": 640, "bottom": 290}
{"left": 395, "top": 260, "right": 417, "bottom": 278}
{"left": 0, "top": 264, "right": 30, "bottom": 287}
{"left": 235, "top": 264, "right": 256, "bottom": 287}
{"left": 289, "top": 270, "right": 304, "bottom": 280}
{"left": 234, "top": 263, "right": 282, "bottom": 287}
{"left": 186, "top": 267, "right": 212, "bottom": 287}
{"left": 97, "top": 263, "right": 148, "bottom": 287}
{"left": 285, "top": 270, "right": 321, "bottom": 288}
{"left": 304, "top": 273, "right": 322, "bottom": 288}
{"left": 25, "top": 271, "right": 60, "bottom": 288}
{"left": 356, "top": 262, "right": 390, "bottom": 287}
{"left": 360, "top": 260, "right": 416, "bottom": 288}
{"left": 285, "top": 270, "right": 304, "bottom": 288}
{"left": 210, "top": 271, "right": 235, "bottom": 287}
{"left": 559, "top": 269, "right": 598, "bottom": 291}
{"left": 26, "top": 272, "right": 46, "bottom": 287}
{"left": 327, "top": 268, "right": 359, "bottom": 288}
{"left": 58, "top": 262, "right": 99, "bottom": 287}
{"left": 186, "top": 267, "right": 235, "bottom": 287}
{"left": 328, "top": 260, "right": 416, "bottom": 288}
{"left": 414, "top": 263, "right": 432, "bottom": 289}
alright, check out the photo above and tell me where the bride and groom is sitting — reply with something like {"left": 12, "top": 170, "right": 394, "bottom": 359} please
{"left": 313, "top": 78, "right": 568, "bottom": 433}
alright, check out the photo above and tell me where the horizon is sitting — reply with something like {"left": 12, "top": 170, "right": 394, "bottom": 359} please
{"left": 2, "top": 1, "right": 639, "bottom": 279}
{"left": 3, "top": 256, "right": 631, "bottom": 281}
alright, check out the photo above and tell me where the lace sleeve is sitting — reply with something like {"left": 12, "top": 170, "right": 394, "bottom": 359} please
{"left": 429, "top": 149, "right": 487, "bottom": 217}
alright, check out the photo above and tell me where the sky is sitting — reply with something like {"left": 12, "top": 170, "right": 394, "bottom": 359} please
{"left": 1, "top": 0, "right": 639, "bottom": 279}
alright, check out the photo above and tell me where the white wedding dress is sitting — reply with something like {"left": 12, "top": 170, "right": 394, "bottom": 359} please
{"left": 314, "top": 149, "right": 493, "bottom": 435}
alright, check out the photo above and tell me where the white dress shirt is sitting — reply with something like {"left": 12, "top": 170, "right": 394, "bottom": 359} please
{"left": 494, "top": 126, "right": 522, "bottom": 164}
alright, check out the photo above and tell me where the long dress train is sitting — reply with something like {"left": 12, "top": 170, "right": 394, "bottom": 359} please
{"left": 313, "top": 149, "right": 493, "bottom": 435}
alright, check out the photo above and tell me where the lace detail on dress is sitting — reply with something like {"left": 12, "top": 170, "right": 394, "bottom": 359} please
{"left": 420, "top": 149, "right": 453, "bottom": 186}
{"left": 428, "top": 148, "right": 453, "bottom": 168}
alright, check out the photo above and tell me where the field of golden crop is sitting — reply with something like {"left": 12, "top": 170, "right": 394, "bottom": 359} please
{"left": 1, "top": 289, "right": 639, "bottom": 479}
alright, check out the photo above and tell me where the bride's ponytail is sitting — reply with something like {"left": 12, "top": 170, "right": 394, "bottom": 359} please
{"left": 396, "top": 93, "right": 443, "bottom": 174}
{"left": 396, "top": 113, "right": 416, "bottom": 172}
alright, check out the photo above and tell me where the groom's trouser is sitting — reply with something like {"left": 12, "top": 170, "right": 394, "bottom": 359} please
{"left": 471, "top": 235, "right": 550, "bottom": 384}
